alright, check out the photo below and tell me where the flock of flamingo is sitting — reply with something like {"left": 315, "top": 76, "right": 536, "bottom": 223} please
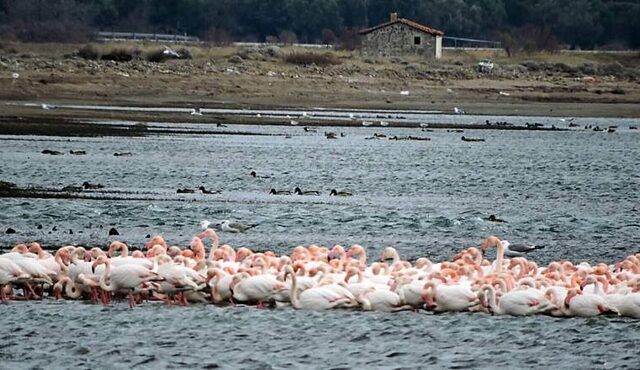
{"left": 1, "top": 230, "right": 639, "bottom": 318}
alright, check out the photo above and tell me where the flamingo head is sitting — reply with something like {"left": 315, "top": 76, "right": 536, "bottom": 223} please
{"left": 91, "top": 255, "right": 108, "bottom": 273}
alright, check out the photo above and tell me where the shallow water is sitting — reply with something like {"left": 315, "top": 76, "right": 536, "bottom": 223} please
{"left": 1, "top": 116, "right": 640, "bottom": 368}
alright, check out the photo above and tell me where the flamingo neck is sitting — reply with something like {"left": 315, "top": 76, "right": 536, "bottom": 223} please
{"left": 289, "top": 271, "right": 300, "bottom": 309}
{"left": 485, "top": 285, "right": 500, "bottom": 314}
{"left": 99, "top": 261, "right": 113, "bottom": 292}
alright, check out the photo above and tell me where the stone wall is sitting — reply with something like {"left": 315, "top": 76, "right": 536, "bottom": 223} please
{"left": 361, "top": 24, "right": 438, "bottom": 58}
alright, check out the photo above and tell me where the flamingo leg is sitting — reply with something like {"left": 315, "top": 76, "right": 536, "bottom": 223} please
{"left": 90, "top": 288, "right": 98, "bottom": 304}
{"left": 128, "top": 291, "right": 135, "bottom": 308}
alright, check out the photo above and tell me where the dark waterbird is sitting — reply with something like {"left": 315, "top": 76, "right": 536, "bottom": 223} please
{"left": 461, "top": 136, "right": 485, "bottom": 142}
{"left": 198, "top": 186, "right": 221, "bottom": 194}
{"left": 250, "top": 171, "right": 271, "bottom": 179}
{"left": 294, "top": 187, "right": 320, "bottom": 196}
{"left": 177, "top": 188, "right": 196, "bottom": 194}
{"left": 82, "top": 181, "right": 104, "bottom": 190}
{"left": 270, "top": 188, "right": 292, "bottom": 195}
{"left": 330, "top": 189, "right": 352, "bottom": 197}
{"left": 487, "top": 215, "right": 507, "bottom": 223}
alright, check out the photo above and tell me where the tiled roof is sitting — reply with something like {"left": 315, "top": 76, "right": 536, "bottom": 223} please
{"left": 359, "top": 18, "right": 444, "bottom": 36}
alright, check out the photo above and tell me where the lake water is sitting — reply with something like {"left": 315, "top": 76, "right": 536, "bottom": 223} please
{"left": 1, "top": 116, "right": 640, "bottom": 368}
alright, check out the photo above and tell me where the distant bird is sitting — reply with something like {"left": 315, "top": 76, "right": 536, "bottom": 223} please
{"left": 330, "top": 189, "right": 352, "bottom": 197}
{"left": 453, "top": 107, "right": 465, "bottom": 114}
{"left": 250, "top": 170, "right": 271, "bottom": 179}
{"left": 190, "top": 108, "right": 202, "bottom": 116}
{"left": 220, "top": 220, "right": 258, "bottom": 233}
{"left": 294, "top": 187, "right": 320, "bottom": 196}
{"left": 500, "top": 240, "right": 545, "bottom": 258}
{"left": 41, "top": 103, "right": 55, "bottom": 110}
{"left": 325, "top": 132, "right": 337, "bottom": 139}
{"left": 419, "top": 123, "right": 430, "bottom": 128}
{"left": 290, "top": 120, "right": 299, "bottom": 126}
{"left": 82, "top": 181, "right": 104, "bottom": 190}
{"left": 200, "top": 220, "right": 219, "bottom": 230}
{"left": 301, "top": 112, "right": 309, "bottom": 118}
{"left": 256, "top": 113, "right": 262, "bottom": 118}
{"left": 198, "top": 186, "right": 220, "bottom": 194}
{"left": 499, "top": 91, "right": 511, "bottom": 96}
{"left": 362, "top": 121, "right": 373, "bottom": 127}
{"left": 11, "top": 73, "right": 19, "bottom": 80}
{"left": 559, "top": 117, "right": 575, "bottom": 122}
{"left": 270, "top": 188, "right": 291, "bottom": 195}
{"left": 446, "top": 88, "right": 454, "bottom": 93}
{"left": 349, "top": 113, "right": 356, "bottom": 120}
{"left": 177, "top": 188, "right": 196, "bottom": 194}
{"left": 380, "top": 121, "right": 389, "bottom": 127}
{"left": 303, "top": 127, "right": 317, "bottom": 132}
{"left": 487, "top": 214, "right": 506, "bottom": 223}
{"left": 400, "top": 90, "right": 410, "bottom": 96}
{"left": 162, "top": 46, "right": 180, "bottom": 58}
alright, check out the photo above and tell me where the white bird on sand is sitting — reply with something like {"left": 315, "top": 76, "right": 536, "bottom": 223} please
{"left": 453, "top": 107, "right": 465, "bottom": 114}
{"left": 349, "top": 113, "right": 356, "bottom": 120}
{"left": 380, "top": 121, "right": 389, "bottom": 127}
{"left": 301, "top": 112, "right": 309, "bottom": 118}
{"left": 11, "top": 73, "right": 19, "bottom": 79}
{"left": 162, "top": 46, "right": 180, "bottom": 58}
{"left": 362, "top": 121, "right": 373, "bottom": 127}
{"left": 400, "top": 90, "right": 410, "bottom": 96}
{"left": 559, "top": 117, "right": 575, "bottom": 122}
{"left": 41, "top": 104, "right": 55, "bottom": 110}
{"left": 290, "top": 120, "right": 299, "bottom": 126}
{"left": 190, "top": 108, "right": 202, "bottom": 116}
{"left": 499, "top": 91, "right": 510, "bottom": 96}
{"left": 419, "top": 123, "right": 430, "bottom": 128}
{"left": 256, "top": 113, "right": 262, "bottom": 118}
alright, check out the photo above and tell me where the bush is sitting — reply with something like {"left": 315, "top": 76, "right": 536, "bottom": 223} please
{"left": 283, "top": 51, "right": 342, "bottom": 66}
{"left": 78, "top": 44, "right": 101, "bottom": 60}
{"left": 146, "top": 48, "right": 180, "bottom": 63}
{"left": 101, "top": 47, "right": 138, "bottom": 62}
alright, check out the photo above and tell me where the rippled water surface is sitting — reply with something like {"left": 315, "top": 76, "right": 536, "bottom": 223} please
{"left": 1, "top": 116, "right": 640, "bottom": 368}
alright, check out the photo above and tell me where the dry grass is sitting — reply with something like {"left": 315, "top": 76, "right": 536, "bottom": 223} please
{"left": 283, "top": 51, "right": 342, "bottom": 66}
{"left": 444, "top": 48, "right": 640, "bottom": 67}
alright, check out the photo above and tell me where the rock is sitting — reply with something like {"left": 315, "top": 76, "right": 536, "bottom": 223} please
{"left": 5, "top": 227, "right": 16, "bottom": 234}
{"left": 108, "top": 227, "right": 119, "bottom": 236}
{"left": 42, "top": 149, "right": 63, "bottom": 155}
{"left": 228, "top": 55, "right": 244, "bottom": 64}
{"left": 69, "top": 150, "right": 87, "bottom": 155}
{"left": 264, "top": 45, "right": 283, "bottom": 58}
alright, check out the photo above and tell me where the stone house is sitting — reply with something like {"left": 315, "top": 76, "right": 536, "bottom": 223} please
{"left": 359, "top": 13, "right": 444, "bottom": 59}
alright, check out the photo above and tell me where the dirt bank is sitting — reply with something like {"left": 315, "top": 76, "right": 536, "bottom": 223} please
{"left": 1, "top": 42, "right": 639, "bottom": 119}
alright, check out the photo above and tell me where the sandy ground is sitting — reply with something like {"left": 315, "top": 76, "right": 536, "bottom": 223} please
{"left": 1, "top": 43, "right": 639, "bottom": 124}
